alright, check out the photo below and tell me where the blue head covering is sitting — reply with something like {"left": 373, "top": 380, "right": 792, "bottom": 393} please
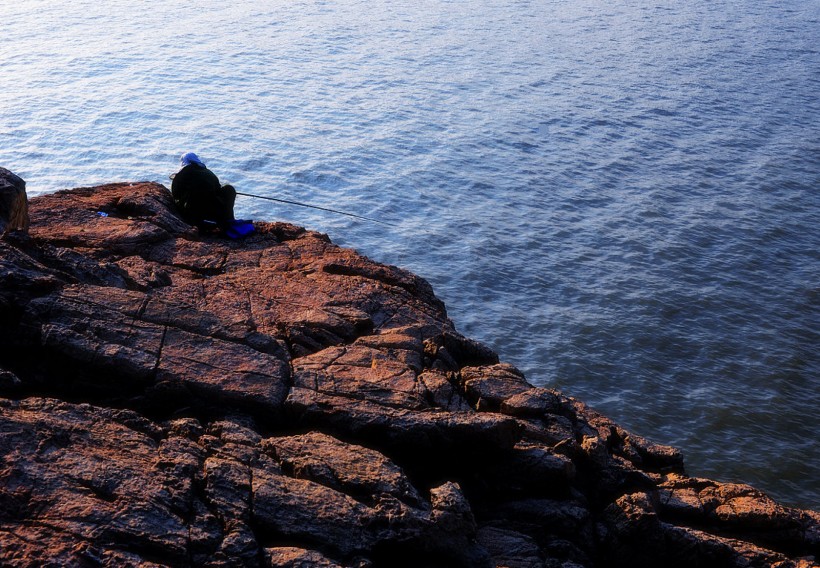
{"left": 180, "top": 152, "right": 206, "bottom": 168}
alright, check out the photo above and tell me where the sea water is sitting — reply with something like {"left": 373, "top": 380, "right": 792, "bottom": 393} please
{"left": 1, "top": 0, "right": 818, "bottom": 510}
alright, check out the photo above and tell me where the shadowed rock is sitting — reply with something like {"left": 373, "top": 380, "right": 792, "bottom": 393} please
{"left": 0, "top": 167, "right": 29, "bottom": 235}
{"left": 0, "top": 176, "right": 817, "bottom": 567}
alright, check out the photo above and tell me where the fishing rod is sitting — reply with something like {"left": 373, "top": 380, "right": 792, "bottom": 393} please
{"left": 235, "top": 191, "right": 394, "bottom": 227}
{"left": 168, "top": 173, "right": 393, "bottom": 226}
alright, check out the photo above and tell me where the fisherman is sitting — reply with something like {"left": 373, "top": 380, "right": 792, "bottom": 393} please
{"left": 171, "top": 152, "right": 236, "bottom": 231}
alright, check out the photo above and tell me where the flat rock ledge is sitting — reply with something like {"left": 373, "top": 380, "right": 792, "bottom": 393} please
{"left": 0, "top": 179, "right": 817, "bottom": 568}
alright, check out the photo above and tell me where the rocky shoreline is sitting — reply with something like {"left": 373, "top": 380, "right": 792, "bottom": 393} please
{"left": 0, "top": 170, "right": 817, "bottom": 567}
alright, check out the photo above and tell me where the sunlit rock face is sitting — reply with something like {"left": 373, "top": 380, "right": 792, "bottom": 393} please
{"left": 0, "top": 177, "right": 817, "bottom": 567}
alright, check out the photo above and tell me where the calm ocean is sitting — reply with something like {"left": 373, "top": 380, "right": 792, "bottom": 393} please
{"left": 1, "top": 0, "right": 818, "bottom": 510}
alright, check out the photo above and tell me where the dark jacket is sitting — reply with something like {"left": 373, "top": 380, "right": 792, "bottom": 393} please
{"left": 171, "top": 164, "right": 235, "bottom": 226}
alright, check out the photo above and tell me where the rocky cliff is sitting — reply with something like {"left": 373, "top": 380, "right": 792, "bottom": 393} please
{"left": 0, "top": 175, "right": 817, "bottom": 567}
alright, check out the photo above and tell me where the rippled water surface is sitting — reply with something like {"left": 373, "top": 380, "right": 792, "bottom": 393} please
{"left": 2, "top": 0, "right": 818, "bottom": 509}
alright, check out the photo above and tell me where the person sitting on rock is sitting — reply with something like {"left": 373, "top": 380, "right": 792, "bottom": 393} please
{"left": 171, "top": 152, "right": 236, "bottom": 231}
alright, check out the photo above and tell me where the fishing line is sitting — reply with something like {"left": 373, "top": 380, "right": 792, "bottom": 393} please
{"left": 235, "top": 191, "right": 394, "bottom": 227}
{"left": 167, "top": 173, "right": 394, "bottom": 226}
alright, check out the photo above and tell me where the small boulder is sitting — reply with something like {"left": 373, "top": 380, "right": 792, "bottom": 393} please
{"left": 0, "top": 167, "right": 29, "bottom": 235}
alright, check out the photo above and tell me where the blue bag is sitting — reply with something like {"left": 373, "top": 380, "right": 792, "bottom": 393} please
{"left": 224, "top": 219, "right": 255, "bottom": 239}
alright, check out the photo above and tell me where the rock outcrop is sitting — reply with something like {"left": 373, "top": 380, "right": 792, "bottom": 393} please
{"left": 0, "top": 167, "right": 29, "bottom": 236}
{"left": 0, "top": 178, "right": 817, "bottom": 567}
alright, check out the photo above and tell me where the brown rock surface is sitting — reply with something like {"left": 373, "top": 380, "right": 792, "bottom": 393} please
{"left": 0, "top": 178, "right": 817, "bottom": 567}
